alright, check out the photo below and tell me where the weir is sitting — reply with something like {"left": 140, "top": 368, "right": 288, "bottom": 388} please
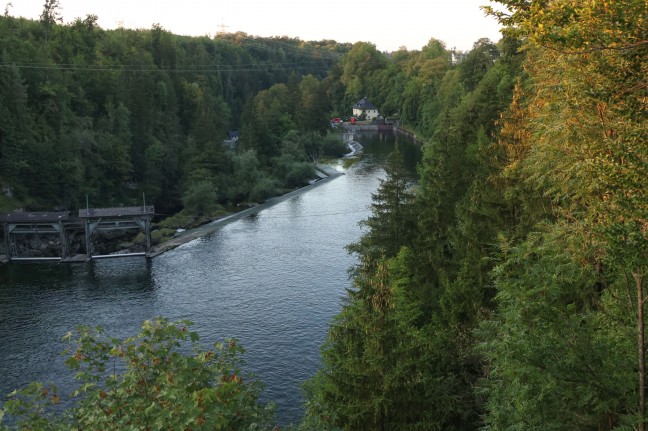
{"left": 79, "top": 206, "right": 154, "bottom": 260}
{"left": 0, "top": 212, "right": 70, "bottom": 261}
{"left": 0, "top": 205, "right": 154, "bottom": 263}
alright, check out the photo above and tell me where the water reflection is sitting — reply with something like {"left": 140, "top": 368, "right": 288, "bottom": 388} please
{"left": 85, "top": 258, "right": 155, "bottom": 293}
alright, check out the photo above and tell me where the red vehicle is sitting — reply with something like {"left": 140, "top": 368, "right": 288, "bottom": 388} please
{"left": 330, "top": 117, "right": 343, "bottom": 124}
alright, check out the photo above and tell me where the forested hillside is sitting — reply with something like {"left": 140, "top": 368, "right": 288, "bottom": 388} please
{"left": 302, "top": 0, "right": 648, "bottom": 430}
{"left": 302, "top": 33, "right": 523, "bottom": 431}
{"left": 0, "top": 9, "right": 349, "bottom": 214}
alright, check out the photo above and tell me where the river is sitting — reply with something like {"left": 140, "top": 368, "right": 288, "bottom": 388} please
{"left": 0, "top": 132, "right": 420, "bottom": 426}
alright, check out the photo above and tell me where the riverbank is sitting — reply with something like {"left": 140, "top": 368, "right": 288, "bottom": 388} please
{"left": 0, "top": 132, "right": 418, "bottom": 425}
{"left": 0, "top": 165, "right": 344, "bottom": 264}
{"left": 147, "top": 164, "right": 343, "bottom": 258}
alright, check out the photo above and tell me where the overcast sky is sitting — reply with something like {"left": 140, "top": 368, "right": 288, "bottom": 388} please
{"left": 7, "top": 0, "right": 503, "bottom": 52}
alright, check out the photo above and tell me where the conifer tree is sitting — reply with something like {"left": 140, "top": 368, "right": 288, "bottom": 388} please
{"left": 303, "top": 253, "right": 441, "bottom": 430}
{"left": 347, "top": 144, "right": 416, "bottom": 260}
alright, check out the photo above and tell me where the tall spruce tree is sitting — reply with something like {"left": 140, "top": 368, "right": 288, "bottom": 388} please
{"left": 347, "top": 144, "right": 416, "bottom": 260}
{"left": 303, "top": 252, "right": 441, "bottom": 430}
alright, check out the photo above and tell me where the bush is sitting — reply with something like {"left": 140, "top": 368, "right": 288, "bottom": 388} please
{"left": 319, "top": 134, "right": 348, "bottom": 158}
{"left": 285, "top": 162, "right": 315, "bottom": 187}
{"left": 156, "top": 210, "right": 195, "bottom": 230}
{"left": 151, "top": 227, "right": 176, "bottom": 244}
{"left": 1, "top": 318, "right": 276, "bottom": 430}
{"left": 182, "top": 181, "right": 220, "bottom": 216}
{"left": 249, "top": 175, "right": 280, "bottom": 203}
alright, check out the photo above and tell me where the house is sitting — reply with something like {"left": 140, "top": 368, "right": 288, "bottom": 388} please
{"left": 450, "top": 51, "right": 465, "bottom": 65}
{"left": 223, "top": 130, "right": 239, "bottom": 149}
{"left": 352, "top": 97, "right": 379, "bottom": 121}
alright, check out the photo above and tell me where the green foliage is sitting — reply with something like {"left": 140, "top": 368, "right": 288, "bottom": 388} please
{"left": 297, "top": 131, "right": 348, "bottom": 161}
{"left": 182, "top": 180, "right": 220, "bottom": 216}
{"left": 151, "top": 227, "right": 176, "bottom": 244}
{"left": 249, "top": 175, "right": 281, "bottom": 203}
{"left": 271, "top": 132, "right": 316, "bottom": 188}
{"left": 0, "top": 15, "right": 349, "bottom": 212}
{"left": 304, "top": 25, "right": 530, "bottom": 431}
{"left": 1, "top": 318, "right": 276, "bottom": 430}
{"left": 458, "top": 38, "right": 499, "bottom": 91}
{"left": 348, "top": 145, "right": 416, "bottom": 259}
{"left": 224, "top": 149, "right": 280, "bottom": 204}
{"left": 479, "top": 223, "right": 638, "bottom": 430}
{"left": 477, "top": 0, "right": 648, "bottom": 428}
{"left": 298, "top": 74, "right": 331, "bottom": 134}
{"left": 304, "top": 252, "right": 444, "bottom": 430}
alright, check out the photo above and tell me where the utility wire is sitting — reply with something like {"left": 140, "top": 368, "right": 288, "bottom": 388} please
{"left": 0, "top": 32, "right": 343, "bottom": 73}
{"left": 0, "top": 62, "right": 334, "bottom": 73}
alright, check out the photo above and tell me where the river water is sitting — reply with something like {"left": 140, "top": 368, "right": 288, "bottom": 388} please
{"left": 0, "top": 132, "right": 420, "bottom": 426}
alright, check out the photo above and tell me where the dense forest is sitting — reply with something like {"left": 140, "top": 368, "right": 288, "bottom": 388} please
{"left": 2, "top": 0, "right": 648, "bottom": 430}
{"left": 300, "top": 0, "right": 648, "bottom": 430}
{"left": 0, "top": 5, "right": 349, "bottom": 216}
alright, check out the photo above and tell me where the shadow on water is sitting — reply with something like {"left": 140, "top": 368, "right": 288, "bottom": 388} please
{"left": 0, "top": 258, "right": 156, "bottom": 412}
{"left": 355, "top": 131, "right": 421, "bottom": 178}
{"left": 85, "top": 258, "right": 155, "bottom": 293}
{"left": 0, "top": 258, "right": 154, "bottom": 292}
{"left": 0, "top": 261, "right": 75, "bottom": 289}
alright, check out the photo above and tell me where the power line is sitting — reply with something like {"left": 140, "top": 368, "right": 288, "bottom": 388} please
{"left": 0, "top": 25, "right": 345, "bottom": 75}
{"left": 0, "top": 61, "right": 335, "bottom": 73}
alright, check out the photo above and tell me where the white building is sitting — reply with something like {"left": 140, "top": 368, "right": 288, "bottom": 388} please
{"left": 352, "top": 97, "right": 379, "bottom": 121}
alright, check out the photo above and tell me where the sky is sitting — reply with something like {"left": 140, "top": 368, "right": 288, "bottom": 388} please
{"left": 6, "top": 0, "right": 504, "bottom": 52}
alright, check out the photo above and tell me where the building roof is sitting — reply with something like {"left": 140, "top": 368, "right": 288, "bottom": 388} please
{"left": 353, "top": 97, "right": 378, "bottom": 111}
{"left": 79, "top": 206, "right": 155, "bottom": 218}
{"left": 0, "top": 211, "right": 70, "bottom": 223}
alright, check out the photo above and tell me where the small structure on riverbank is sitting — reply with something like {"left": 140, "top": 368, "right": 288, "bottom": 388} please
{"left": 1, "top": 211, "right": 72, "bottom": 261}
{"left": 0, "top": 206, "right": 155, "bottom": 263}
{"left": 79, "top": 206, "right": 154, "bottom": 259}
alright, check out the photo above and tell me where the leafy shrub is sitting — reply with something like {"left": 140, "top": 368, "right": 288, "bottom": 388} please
{"left": 319, "top": 134, "right": 348, "bottom": 157}
{"left": 1, "top": 318, "right": 276, "bottom": 430}
{"left": 182, "top": 180, "right": 220, "bottom": 216}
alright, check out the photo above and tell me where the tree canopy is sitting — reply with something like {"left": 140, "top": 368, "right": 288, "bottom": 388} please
{"left": 304, "top": 0, "right": 648, "bottom": 430}
{"left": 0, "top": 12, "right": 349, "bottom": 214}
